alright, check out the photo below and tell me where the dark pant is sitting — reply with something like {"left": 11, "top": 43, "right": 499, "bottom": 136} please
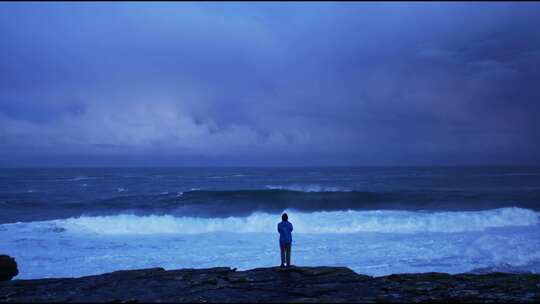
{"left": 280, "top": 242, "right": 291, "bottom": 266}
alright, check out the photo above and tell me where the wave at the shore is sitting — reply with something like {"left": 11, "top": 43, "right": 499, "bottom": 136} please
{"left": 29, "top": 207, "right": 537, "bottom": 235}
{"left": 2, "top": 207, "right": 540, "bottom": 279}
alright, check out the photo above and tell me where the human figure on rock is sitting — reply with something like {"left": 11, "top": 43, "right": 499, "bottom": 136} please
{"left": 277, "top": 213, "right": 293, "bottom": 268}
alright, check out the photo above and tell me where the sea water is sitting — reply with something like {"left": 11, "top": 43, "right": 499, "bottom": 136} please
{"left": 1, "top": 166, "right": 540, "bottom": 279}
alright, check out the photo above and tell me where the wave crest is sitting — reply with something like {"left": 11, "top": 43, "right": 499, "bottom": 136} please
{"left": 52, "top": 207, "right": 539, "bottom": 235}
{"left": 265, "top": 184, "right": 352, "bottom": 192}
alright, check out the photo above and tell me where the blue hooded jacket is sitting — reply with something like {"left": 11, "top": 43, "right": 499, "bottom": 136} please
{"left": 277, "top": 220, "right": 293, "bottom": 244}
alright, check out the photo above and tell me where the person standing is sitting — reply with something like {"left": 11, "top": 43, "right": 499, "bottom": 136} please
{"left": 277, "top": 213, "right": 293, "bottom": 268}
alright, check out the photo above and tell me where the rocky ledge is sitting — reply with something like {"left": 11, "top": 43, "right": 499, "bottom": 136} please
{"left": 1, "top": 266, "right": 540, "bottom": 303}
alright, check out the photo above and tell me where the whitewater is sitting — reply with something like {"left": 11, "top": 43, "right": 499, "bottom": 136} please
{"left": 2, "top": 207, "right": 540, "bottom": 279}
{"left": 1, "top": 167, "right": 540, "bottom": 279}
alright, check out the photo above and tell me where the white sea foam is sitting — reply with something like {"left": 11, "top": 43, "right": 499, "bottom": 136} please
{"left": 50, "top": 207, "right": 539, "bottom": 235}
{"left": 2, "top": 207, "right": 540, "bottom": 279}
{"left": 265, "top": 184, "right": 352, "bottom": 192}
{"left": 68, "top": 176, "right": 98, "bottom": 181}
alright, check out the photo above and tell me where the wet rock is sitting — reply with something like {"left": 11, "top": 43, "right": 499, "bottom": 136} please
{"left": 1, "top": 266, "right": 539, "bottom": 302}
{"left": 0, "top": 255, "right": 18, "bottom": 281}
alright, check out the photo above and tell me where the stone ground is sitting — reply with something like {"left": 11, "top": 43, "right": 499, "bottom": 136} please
{"left": 1, "top": 266, "right": 540, "bottom": 303}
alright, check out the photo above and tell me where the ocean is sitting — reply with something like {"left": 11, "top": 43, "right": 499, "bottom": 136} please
{"left": 1, "top": 166, "right": 540, "bottom": 279}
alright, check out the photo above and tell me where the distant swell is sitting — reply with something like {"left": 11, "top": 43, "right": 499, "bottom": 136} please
{"left": 29, "top": 207, "right": 540, "bottom": 235}
{"left": 2, "top": 188, "right": 539, "bottom": 224}
{"left": 265, "top": 184, "right": 352, "bottom": 192}
{"left": 176, "top": 189, "right": 531, "bottom": 214}
{"left": 67, "top": 176, "right": 99, "bottom": 181}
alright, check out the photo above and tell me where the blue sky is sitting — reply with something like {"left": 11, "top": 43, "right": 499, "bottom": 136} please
{"left": 1, "top": 2, "right": 540, "bottom": 166}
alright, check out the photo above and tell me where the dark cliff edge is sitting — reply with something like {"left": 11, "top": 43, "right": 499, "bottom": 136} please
{"left": 1, "top": 266, "right": 540, "bottom": 303}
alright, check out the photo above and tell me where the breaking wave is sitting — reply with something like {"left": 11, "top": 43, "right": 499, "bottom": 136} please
{"left": 42, "top": 207, "right": 540, "bottom": 235}
{"left": 265, "top": 184, "right": 352, "bottom": 192}
{"left": 2, "top": 187, "right": 538, "bottom": 224}
{"left": 67, "top": 176, "right": 99, "bottom": 181}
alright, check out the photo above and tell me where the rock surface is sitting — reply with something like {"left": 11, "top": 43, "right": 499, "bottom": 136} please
{"left": 0, "top": 256, "right": 18, "bottom": 282}
{"left": 1, "top": 266, "right": 539, "bottom": 302}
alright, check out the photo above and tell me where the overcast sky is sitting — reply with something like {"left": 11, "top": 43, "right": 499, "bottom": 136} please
{"left": 1, "top": 2, "right": 540, "bottom": 167}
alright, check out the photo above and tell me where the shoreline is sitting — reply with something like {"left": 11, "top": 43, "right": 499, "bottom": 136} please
{"left": 1, "top": 266, "right": 539, "bottom": 303}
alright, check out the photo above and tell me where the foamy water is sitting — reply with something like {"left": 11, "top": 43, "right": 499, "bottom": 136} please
{"left": 2, "top": 207, "right": 540, "bottom": 279}
{"left": 2, "top": 167, "right": 540, "bottom": 279}
{"left": 50, "top": 207, "right": 539, "bottom": 234}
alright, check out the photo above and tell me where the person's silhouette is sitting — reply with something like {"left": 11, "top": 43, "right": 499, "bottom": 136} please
{"left": 277, "top": 213, "right": 293, "bottom": 268}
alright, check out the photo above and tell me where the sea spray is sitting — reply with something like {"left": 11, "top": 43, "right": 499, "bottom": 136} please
{"left": 44, "top": 207, "right": 540, "bottom": 235}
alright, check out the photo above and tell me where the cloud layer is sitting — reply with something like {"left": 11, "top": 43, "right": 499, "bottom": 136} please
{"left": 1, "top": 2, "right": 540, "bottom": 166}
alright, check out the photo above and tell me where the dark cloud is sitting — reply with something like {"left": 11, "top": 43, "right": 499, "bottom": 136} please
{"left": 1, "top": 2, "right": 540, "bottom": 166}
